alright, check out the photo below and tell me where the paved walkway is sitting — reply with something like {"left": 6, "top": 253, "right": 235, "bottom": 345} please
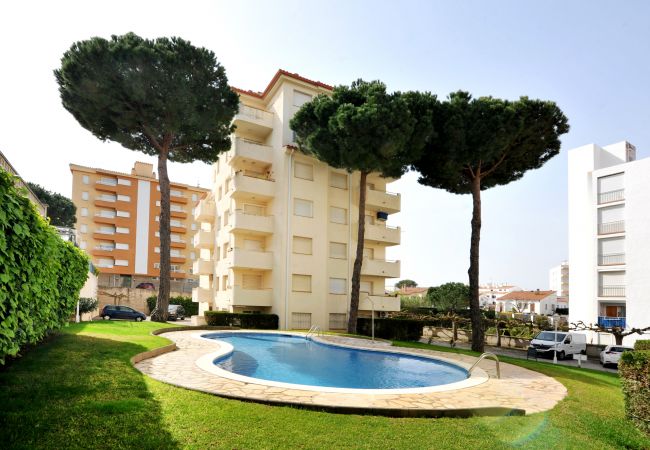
{"left": 134, "top": 330, "right": 567, "bottom": 416}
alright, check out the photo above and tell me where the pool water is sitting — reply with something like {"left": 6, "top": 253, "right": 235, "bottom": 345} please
{"left": 203, "top": 332, "right": 468, "bottom": 389}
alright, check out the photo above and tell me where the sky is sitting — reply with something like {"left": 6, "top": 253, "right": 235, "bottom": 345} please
{"left": 1, "top": 0, "right": 649, "bottom": 289}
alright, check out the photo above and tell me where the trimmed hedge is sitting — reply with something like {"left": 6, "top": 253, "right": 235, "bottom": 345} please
{"left": 620, "top": 348, "right": 650, "bottom": 435}
{"left": 204, "top": 311, "right": 278, "bottom": 329}
{"left": 635, "top": 340, "right": 650, "bottom": 351}
{"left": 357, "top": 318, "right": 424, "bottom": 341}
{"left": 147, "top": 296, "right": 198, "bottom": 316}
{"left": 0, "top": 168, "right": 89, "bottom": 364}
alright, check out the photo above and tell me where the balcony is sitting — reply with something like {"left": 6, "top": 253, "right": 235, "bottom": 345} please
{"left": 193, "top": 230, "right": 214, "bottom": 249}
{"left": 361, "top": 258, "right": 400, "bottom": 278}
{"left": 598, "top": 253, "right": 625, "bottom": 266}
{"left": 229, "top": 172, "right": 275, "bottom": 200}
{"left": 193, "top": 259, "right": 213, "bottom": 275}
{"left": 359, "top": 294, "right": 400, "bottom": 312}
{"left": 231, "top": 286, "right": 273, "bottom": 307}
{"left": 233, "top": 104, "right": 273, "bottom": 138}
{"left": 229, "top": 248, "right": 273, "bottom": 270}
{"left": 365, "top": 223, "right": 400, "bottom": 246}
{"left": 194, "top": 199, "right": 215, "bottom": 222}
{"left": 228, "top": 138, "right": 273, "bottom": 166}
{"left": 366, "top": 188, "right": 400, "bottom": 214}
{"left": 229, "top": 211, "right": 274, "bottom": 235}
{"left": 170, "top": 208, "right": 187, "bottom": 219}
{"left": 598, "top": 220, "right": 625, "bottom": 235}
{"left": 599, "top": 285, "right": 625, "bottom": 297}
{"left": 598, "top": 189, "right": 624, "bottom": 205}
{"left": 170, "top": 192, "right": 188, "bottom": 204}
{"left": 597, "top": 316, "right": 626, "bottom": 328}
{"left": 192, "top": 286, "right": 212, "bottom": 303}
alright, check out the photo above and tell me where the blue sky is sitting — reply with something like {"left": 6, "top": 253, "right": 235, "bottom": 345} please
{"left": 1, "top": 0, "right": 649, "bottom": 289}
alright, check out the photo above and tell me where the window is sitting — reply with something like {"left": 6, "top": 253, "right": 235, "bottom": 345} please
{"left": 330, "top": 172, "right": 348, "bottom": 189}
{"left": 293, "top": 90, "right": 312, "bottom": 107}
{"left": 329, "top": 313, "right": 347, "bottom": 330}
{"left": 291, "top": 312, "right": 312, "bottom": 329}
{"left": 190, "top": 251, "right": 196, "bottom": 260}
{"left": 329, "top": 206, "right": 347, "bottom": 224}
{"left": 363, "top": 247, "right": 374, "bottom": 259}
{"left": 79, "top": 241, "right": 87, "bottom": 249}
{"left": 329, "top": 242, "right": 347, "bottom": 259}
{"left": 81, "top": 207, "right": 88, "bottom": 217}
{"left": 243, "top": 274, "right": 262, "bottom": 290}
{"left": 117, "top": 194, "right": 130, "bottom": 202}
{"left": 292, "top": 274, "right": 311, "bottom": 292}
{"left": 116, "top": 227, "right": 129, "bottom": 234}
{"left": 115, "top": 243, "right": 128, "bottom": 250}
{"left": 294, "top": 198, "right": 313, "bottom": 218}
{"left": 81, "top": 191, "right": 89, "bottom": 201}
{"left": 82, "top": 175, "right": 89, "bottom": 185}
{"left": 218, "top": 186, "right": 222, "bottom": 200}
{"left": 114, "top": 260, "right": 128, "bottom": 266}
{"left": 329, "top": 278, "right": 346, "bottom": 295}
{"left": 222, "top": 275, "right": 229, "bottom": 290}
{"left": 294, "top": 162, "right": 313, "bottom": 180}
{"left": 360, "top": 281, "right": 372, "bottom": 294}
{"left": 80, "top": 224, "right": 87, "bottom": 234}
{"left": 117, "top": 178, "right": 131, "bottom": 186}
{"left": 116, "top": 211, "right": 130, "bottom": 218}
{"left": 191, "top": 223, "right": 197, "bottom": 230}
{"left": 243, "top": 239, "right": 263, "bottom": 251}
{"left": 243, "top": 204, "right": 264, "bottom": 216}
{"left": 293, "top": 236, "right": 312, "bottom": 255}
{"left": 192, "top": 194, "right": 198, "bottom": 202}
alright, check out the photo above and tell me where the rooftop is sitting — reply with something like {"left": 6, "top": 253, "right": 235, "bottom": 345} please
{"left": 498, "top": 290, "right": 556, "bottom": 302}
{"left": 232, "top": 69, "right": 333, "bottom": 100}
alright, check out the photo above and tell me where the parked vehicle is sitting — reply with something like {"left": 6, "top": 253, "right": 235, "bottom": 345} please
{"left": 100, "top": 305, "right": 146, "bottom": 322}
{"left": 135, "top": 282, "right": 156, "bottom": 290}
{"left": 600, "top": 345, "right": 633, "bottom": 367}
{"left": 167, "top": 304, "right": 186, "bottom": 321}
{"left": 529, "top": 331, "right": 587, "bottom": 360}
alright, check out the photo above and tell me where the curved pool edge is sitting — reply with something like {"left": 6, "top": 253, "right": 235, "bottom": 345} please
{"left": 193, "top": 330, "right": 490, "bottom": 395}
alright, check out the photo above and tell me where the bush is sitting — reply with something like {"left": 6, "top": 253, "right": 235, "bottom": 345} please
{"left": 147, "top": 296, "right": 198, "bottom": 316}
{"left": 204, "top": 312, "right": 278, "bottom": 329}
{"left": 619, "top": 350, "right": 650, "bottom": 435}
{"left": 635, "top": 340, "right": 650, "bottom": 351}
{"left": 0, "top": 168, "right": 89, "bottom": 364}
{"left": 78, "top": 297, "right": 99, "bottom": 315}
{"left": 357, "top": 318, "right": 425, "bottom": 341}
{"left": 555, "top": 307, "right": 569, "bottom": 315}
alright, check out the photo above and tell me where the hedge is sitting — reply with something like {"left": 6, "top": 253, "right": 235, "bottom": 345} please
{"left": 204, "top": 311, "right": 278, "bottom": 329}
{"left": 357, "top": 318, "right": 424, "bottom": 341}
{"left": 620, "top": 348, "right": 650, "bottom": 435}
{"left": 147, "top": 296, "right": 198, "bottom": 316}
{"left": 635, "top": 340, "right": 650, "bottom": 351}
{"left": 0, "top": 169, "right": 89, "bottom": 364}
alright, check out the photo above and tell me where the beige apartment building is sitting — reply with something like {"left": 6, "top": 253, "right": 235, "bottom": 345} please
{"left": 192, "top": 70, "right": 402, "bottom": 330}
{"left": 70, "top": 162, "right": 209, "bottom": 288}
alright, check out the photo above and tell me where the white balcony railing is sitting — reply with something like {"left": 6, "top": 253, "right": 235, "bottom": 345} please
{"left": 599, "top": 285, "right": 626, "bottom": 297}
{"left": 598, "top": 189, "right": 624, "bottom": 205}
{"left": 598, "top": 220, "right": 625, "bottom": 235}
{"left": 598, "top": 253, "right": 625, "bottom": 266}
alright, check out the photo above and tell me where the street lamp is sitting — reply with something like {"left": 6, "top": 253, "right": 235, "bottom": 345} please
{"left": 553, "top": 313, "right": 559, "bottom": 364}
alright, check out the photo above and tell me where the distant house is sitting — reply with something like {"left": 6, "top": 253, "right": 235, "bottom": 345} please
{"left": 479, "top": 283, "right": 522, "bottom": 309}
{"left": 397, "top": 287, "right": 429, "bottom": 299}
{"left": 496, "top": 290, "right": 558, "bottom": 315}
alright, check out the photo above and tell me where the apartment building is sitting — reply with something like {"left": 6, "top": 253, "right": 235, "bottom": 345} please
{"left": 192, "top": 70, "right": 402, "bottom": 330}
{"left": 70, "top": 161, "right": 209, "bottom": 287}
{"left": 549, "top": 261, "right": 569, "bottom": 298}
{"left": 568, "top": 141, "right": 650, "bottom": 345}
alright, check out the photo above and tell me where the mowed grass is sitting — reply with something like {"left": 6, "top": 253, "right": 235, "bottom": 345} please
{"left": 0, "top": 322, "right": 647, "bottom": 449}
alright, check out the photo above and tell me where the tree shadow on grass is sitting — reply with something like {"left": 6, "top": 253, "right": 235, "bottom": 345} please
{"left": 0, "top": 333, "right": 179, "bottom": 449}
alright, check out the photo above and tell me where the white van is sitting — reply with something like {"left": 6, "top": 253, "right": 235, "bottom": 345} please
{"left": 530, "top": 331, "right": 587, "bottom": 359}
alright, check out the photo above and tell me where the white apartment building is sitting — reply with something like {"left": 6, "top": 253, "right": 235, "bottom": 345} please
{"left": 568, "top": 140, "right": 650, "bottom": 345}
{"left": 549, "top": 261, "right": 569, "bottom": 298}
{"left": 192, "top": 70, "right": 402, "bottom": 330}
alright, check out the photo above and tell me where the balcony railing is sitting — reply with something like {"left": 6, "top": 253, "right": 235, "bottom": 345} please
{"left": 598, "top": 316, "right": 626, "bottom": 328}
{"left": 96, "top": 179, "right": 117, "bottom": 186}
{"left": 598, "top": 220, "right": 625, "bottom": 235}
{"left": 598, "top": 189, "right": 624, "bottom": 205}
{"left": 599, "top": 285, "right": 625, "bottom": 297}
{"left": 598, "top": 253, "right": 625, "bottom": 265}
{"left": 237, "top": 104, "right": 273, "bottom": 123}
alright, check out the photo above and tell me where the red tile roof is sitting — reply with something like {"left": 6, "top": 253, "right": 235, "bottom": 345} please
{"left": 398, "top": 287, "right": 429, "bottom": 295}
{"left": 498, "top": 290, "right": 556, "bottom": 302}
{"left": 232, "top": 69, "right": 333, "bottom": 100}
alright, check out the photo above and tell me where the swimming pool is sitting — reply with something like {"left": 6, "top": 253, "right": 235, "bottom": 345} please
{"left": 201, "top": 332, "right": 469, "bottom": 390}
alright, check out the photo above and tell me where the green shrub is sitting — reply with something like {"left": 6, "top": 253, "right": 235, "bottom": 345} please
{"left": 635, "top": 340, "right": 650, "bottom": 351}
{"left": 357, "top": 318, "right": 424, "bottom": 341}
{"left": 204, "top": 311, "right": 278, "bottom": 329}
{"left": 0, "top": 169, "right": 89, "bottom": 364}
{"left": 147, "top": 296, "right": 198, "bottom": 316}
{"left": 78, "top": 297, "right": 99, "bottom": 315}
{"left": 619, "top": 350, "right": 650, "bottom": 435}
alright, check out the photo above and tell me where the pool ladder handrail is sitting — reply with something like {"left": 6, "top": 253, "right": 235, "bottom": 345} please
{"left": 306, "top": 325, "right": 322, "bottom": 339}
{"left": 468, "top": 352, "right": 501, "bottom": 379}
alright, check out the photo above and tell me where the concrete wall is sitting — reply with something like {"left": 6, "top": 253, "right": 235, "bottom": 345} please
{"left": 96, "top": 288, "right": 187, "bottom": 317}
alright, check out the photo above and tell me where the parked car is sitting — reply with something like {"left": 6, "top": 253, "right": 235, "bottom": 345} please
{"left": 167, "top": 304, "right": 186, "bottom": 321}
{"left": 135, "top": 282, "right": 156, "bottom": 290}
{"left": 529, "top": 331, "right": 587, "bottom": 360}
{"left": 600, "top": 345, "right": 633, "bottom": 367}
{"left": 100, "top": 305, "right": 146, "bottom": 322}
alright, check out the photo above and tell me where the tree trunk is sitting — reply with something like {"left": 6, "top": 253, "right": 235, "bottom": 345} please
{"left": 348, "top": 171, "right": 368, "bottom": 334}
{"left": 151, "top": 145, "right": 171, "bottom": 322}
{"left": 614, "top": 333, "right": 624, "bottom": 345}
{"left": 468, "top": 176, "right": 484, "bottom": 352}
{"left": 496, "top": 322, "right": 502, "bottom": 347}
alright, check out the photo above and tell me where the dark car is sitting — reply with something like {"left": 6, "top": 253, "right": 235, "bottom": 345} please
{"left": 101, "top": 305, "right": 146, "bottom": 322}
{"left": 135, "top": 282, "right": 156, "bottom": 290}
{"left": 167, "top": 304, "right": 186, "bottom": 321}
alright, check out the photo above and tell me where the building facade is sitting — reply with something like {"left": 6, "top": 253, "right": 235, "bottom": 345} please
{"left": 568, "top": 141, "right": 650, "bottom": 345}
{"left": 478, "top": 283, "right": 522, "bottom": 309}
{"left": 70, "top": 161, "right": 209, "bottom": 288}
{"left": 192, "top": 70, "right": 402, "bottom": 330}
{"left": 495, "top": 290, "right": 559, "bottom": 315}
{"left": 549, "top": 261, "right": 569, "bottom": 306}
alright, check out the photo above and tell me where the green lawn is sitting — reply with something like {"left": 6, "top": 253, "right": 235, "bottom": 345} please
{"left": 0, "top": 322, "right": 647, "bottom": 449}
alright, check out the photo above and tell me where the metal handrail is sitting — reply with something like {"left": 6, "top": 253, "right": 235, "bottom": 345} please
{"left": 468, "top": 352, "right": 501, "bottom": 379}
{"left": 306, "top": 325, "right": 322, "bottom": 338}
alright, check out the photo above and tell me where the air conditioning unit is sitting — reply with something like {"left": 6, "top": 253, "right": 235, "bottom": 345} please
{"left": 376, "top": 211, "right": 388, "bottom": 221}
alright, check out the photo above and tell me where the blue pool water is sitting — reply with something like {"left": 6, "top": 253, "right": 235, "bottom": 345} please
{"left": 203, "top": 332, "right": 468, "bottom": 389}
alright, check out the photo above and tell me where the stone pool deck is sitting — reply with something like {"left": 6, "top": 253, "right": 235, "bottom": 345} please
{"left": 134, "top": 330, "right": 567, "bottom": 417}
